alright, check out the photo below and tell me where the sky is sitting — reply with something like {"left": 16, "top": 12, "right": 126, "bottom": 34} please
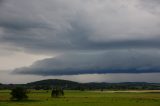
{"left": 0, "top": 0, "right": 160, "bottom": 84}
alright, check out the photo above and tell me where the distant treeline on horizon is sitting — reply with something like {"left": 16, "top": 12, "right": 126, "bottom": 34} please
{"left": 0, "top": 79, "right": 160, "bottom": 90}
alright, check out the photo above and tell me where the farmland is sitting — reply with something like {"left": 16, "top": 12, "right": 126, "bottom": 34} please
{"left": 0, "top": 90, "right": 160, "bottom": 106}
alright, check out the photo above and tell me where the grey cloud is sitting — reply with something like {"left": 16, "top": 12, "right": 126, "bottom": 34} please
{"left": 0, "top": 0, "right": 4, "bottom": 4}
{"left": 2, "top": 71, "right": 160, "bottom": 83}
{"left": 12, "top": 50, "right": 160, "bottom": 76}
{"left": 1, "top": 0, "right": 160, "bottom": 82}
{"left": 0, "top": 0, "right": 160, "bottom": 54}
{"left": 138, "top": 0, "right": 160, "bottom": 14}
{"left": 1, "top": 0, "right": 160, "bottom": 76}
{"left": 0, "top": 21, "right": 50, "bottom": 31}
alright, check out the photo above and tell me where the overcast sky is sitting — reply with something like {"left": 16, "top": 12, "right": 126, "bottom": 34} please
{"left": 0, "top": 0, "right": 160, "bottom": 84}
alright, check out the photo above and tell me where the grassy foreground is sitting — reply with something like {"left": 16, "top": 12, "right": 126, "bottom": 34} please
{"left": 0, "top": 90, "right": 160, "bottom": 106}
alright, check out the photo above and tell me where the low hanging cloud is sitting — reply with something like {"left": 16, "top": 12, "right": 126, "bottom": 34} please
{"left": 12, "top": 50, "right": 160, "bottom": 76}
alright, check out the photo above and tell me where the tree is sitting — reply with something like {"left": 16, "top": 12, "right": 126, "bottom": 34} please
{"left": 10, "top": 87, "right": 28, "bottom": 101}
{"left": 51, "top": 88, "right": 64, "bottom": 98}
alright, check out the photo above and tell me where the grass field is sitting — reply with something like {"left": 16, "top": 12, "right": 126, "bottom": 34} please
{"left": 0, "top": 90, "right": 160, "bottom": 106}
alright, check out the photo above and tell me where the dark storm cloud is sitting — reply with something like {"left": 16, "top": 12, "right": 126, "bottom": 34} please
{"left": 0, "top": 0, "right": 160, "bottom": 76}
{"left": 0, "top": 21, "right": 49, "bottom": 30}
{"left": 12, "top": 50, "right": 160, "bottom": 76}
{"left": 0, "top": 0, "right": 160, "bottom": 54}
{"left": 0, "top": 0, "right": 4, "bottom": 3}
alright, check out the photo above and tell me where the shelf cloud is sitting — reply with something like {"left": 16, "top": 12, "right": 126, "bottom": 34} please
{"left": 13, "top": 50, "right": 160, "bottom": 76}
{"left": 0, "top": 0, "right": 160, "bottom": 82}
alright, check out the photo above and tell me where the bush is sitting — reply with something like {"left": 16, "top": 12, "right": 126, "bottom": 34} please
{"left": 10, "top": 87, "right": 28, "bottom": 101}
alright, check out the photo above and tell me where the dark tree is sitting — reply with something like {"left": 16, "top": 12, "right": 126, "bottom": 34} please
{"left": 101, "top": 88, "right": 104, "bottom": 92}
{"left": 51, "top": 88, "right": 64, "bottom": 98}
{"left": 10, "top": 87, "right": 28, "bottom": 101}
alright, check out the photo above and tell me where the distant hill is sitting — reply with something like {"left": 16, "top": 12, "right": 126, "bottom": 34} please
{"left": 26, "top": 79, "right": 82, "bottom": 90}
{"left": 27, "top": 79, "right": 79, "bottom": 86}
{"left": 26, "top": 79, "right": 160, "bottom": 90}
{"left": 1, "top": 79, "right": 160, "bottom": 90}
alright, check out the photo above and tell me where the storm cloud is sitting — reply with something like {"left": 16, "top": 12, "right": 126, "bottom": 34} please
{"left": 0, "top": 0, "right": 160, "bottom": 54}
{"left": 0, "top": 0, "right": 160, "bottom": 79}
{"left": 13, "top": 50, "right": 160, "bottom": 75}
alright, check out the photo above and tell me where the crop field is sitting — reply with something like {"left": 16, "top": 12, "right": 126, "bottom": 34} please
{"left": 0, "top": 90, "right": 160, "bottom": 106}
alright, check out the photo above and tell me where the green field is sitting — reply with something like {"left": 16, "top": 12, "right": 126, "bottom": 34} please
{"left": 0, "top": 90, "right": 160, "bottom": 106}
